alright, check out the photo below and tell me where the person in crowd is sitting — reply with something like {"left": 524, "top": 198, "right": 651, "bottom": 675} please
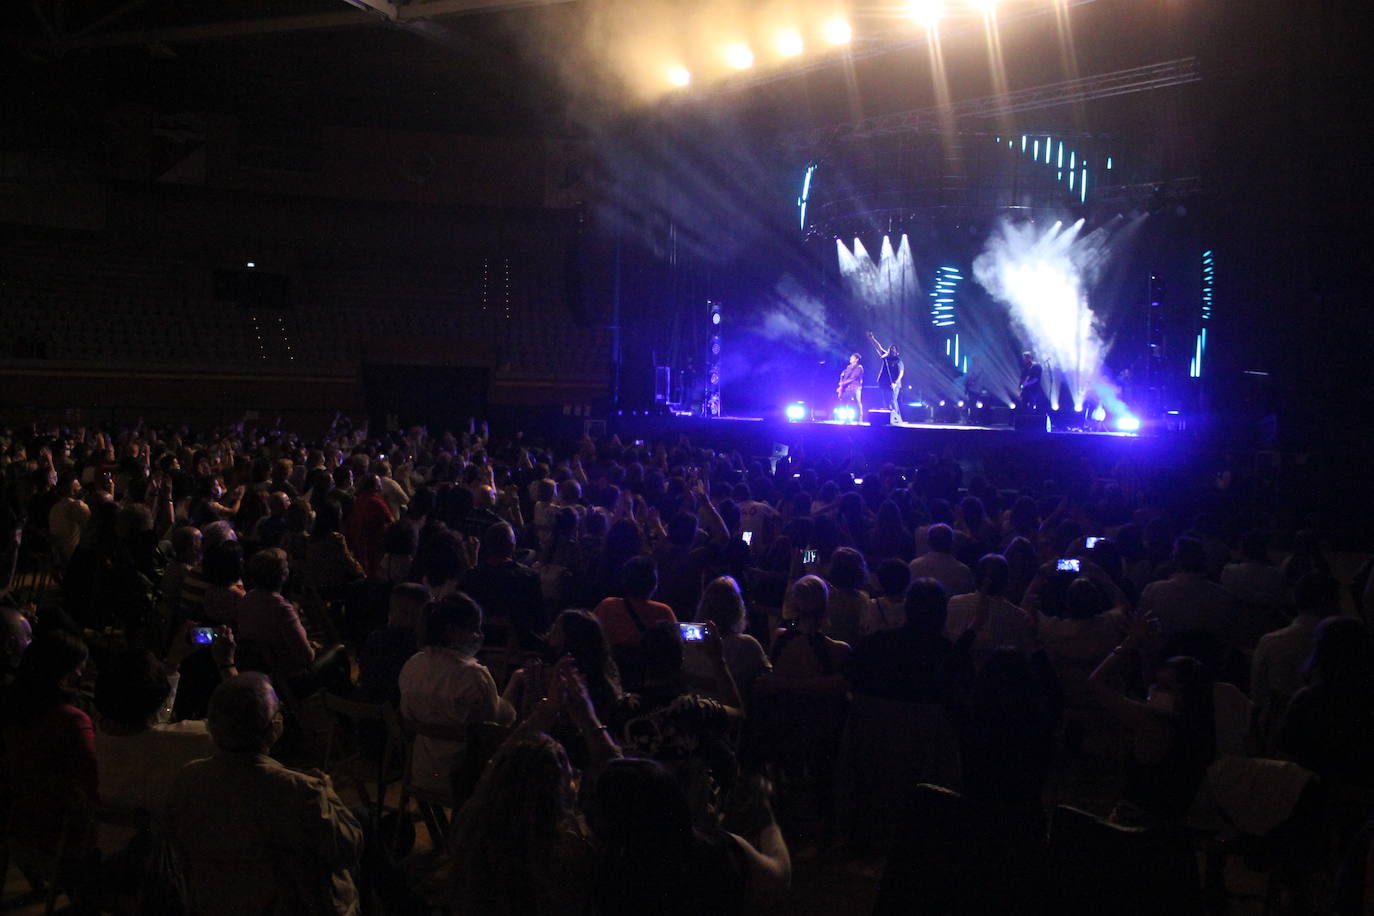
{"left": 1278, "top": 616, "right": 1374, "bottom": 787}
{"left": 824, "top": 547, "right": 870, "bottom": 646}
{"left": 593, "top": 555, "right": 678, "bottom": 685}
{"left": 237, "top": 547, "right": 348, "bottom": 694}
{"left": 158, "top": 525, "right": 202, "bottom": 620}
{"left": 168, "top": 673, "right": 363, "bottom": 915}
{"left": 504, "top": 608, "right": 622, "bottom": 723}
{"left": 195, "top": 538, "right": 246, "bottom": 626}
{"left": 653, "top": 511, "right": 711, "bottom": 620}
{"left": 588, "top": 757, "right": 790, "bottom": 915}
{"left": 375, "top": 518, "right": 418, "bottom": 583}
{"left": 91, "top": 640, "right": 215, "bottom": 856}
{"left": 1282, "top": 529, "right": 1331, "bottom": 587}
{"left": 607, "top": 622, "right": 741, "bottom": 808}
{"left": 1251, "top": 572, "right": 1341, "bottom": 747}
{"left": 908, "top": 523, "right": 975, "bottom": 597}
{"left": 1088, "top": 612, "right": 1217, "bottom": 825}
{"left": 1222, "top": 529, "right": 1290, "bottom": 612}
{"left": 770, "top": 575, "right": 850, "bottom": 691}
{"left": 304, "top": 498, "right": 366, "bottom": 595}
{"left": 870, "top": 500, "right": 913, "bottom": 563}
{"left": 1138, "top": 536, "right": 1237, "bottom": 649}
{"left": 399, "top": 594, "right": 516, "bottom": 799}
{"left": 847, "top": 577, "right": 972, "bottom": 704}
{"left": 345, "top": 473, "right": 395, "bottom": 578}
{"left": 683, "top": 576, "right": 770, "bottom": 704}
{"left": 447, "top": 731, "right": 596, "bottom": 916}
{"left": 0, "top": 604, "right": 33, "bottom": 689}
{"left": 943, "top": 553, "right": 1032, "bottom": 664}
{"left": 860, "top": 558, "right": 910, "bottom": 635}
{"left": 958, "top": 647, "right": 1059, "bottom": 816}
{"left": 47, "top": 470, "right": 90, "bottom": 567}
{"left": 459, "top": 521, "right": 546, "bottom": 641}
{"left": 3, "top": 630, "right": 99, "bottom": 867}
{"left": 357, "top": 581, "right": 430, "bottom": 705}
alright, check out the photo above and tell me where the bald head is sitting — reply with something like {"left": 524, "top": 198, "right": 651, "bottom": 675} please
{"left": 0, "top": 608, "right": 32, "bottom": 681}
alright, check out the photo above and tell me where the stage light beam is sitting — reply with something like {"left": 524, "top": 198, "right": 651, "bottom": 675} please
{"left": 908, "top": 0, "right": 942, "bottom": 28}
{"left": 666, "top": 66, "right": 691, "bottom": 87}
{"left": 822, "top": 18, "right": 852, "bottom": 44}
{"left": 785, "top": 403, "right": 807, "bottom": 422}
{"left": 775, "top": 30, "right": 804, "bottom": 57}
{"left": 722, "top": 44, "right": 754, "bottom": 69}
{"left": 1115, "top": 415, "right": 1141, "bottom": 432}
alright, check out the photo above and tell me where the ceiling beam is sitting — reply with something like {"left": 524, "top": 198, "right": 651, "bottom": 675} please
{"left": 28, "top": 0, "right": 574, "bottom": 51}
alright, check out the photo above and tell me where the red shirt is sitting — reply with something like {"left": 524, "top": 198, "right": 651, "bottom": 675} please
{"left": 345, "top": 492, "right": 394, "bottom": 578}
{"left": 593, "top": 597, "right": 678, "bottom": 649}
{"left": 5, "top": 703, "right": 99, "bottom": 853}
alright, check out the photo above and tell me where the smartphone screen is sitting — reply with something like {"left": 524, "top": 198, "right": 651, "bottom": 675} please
{"left": 741, "top": 530, "right": 753, "bottom": 545}
{"left": 802, "top": 548, "right": 818, "bottom": 564}
{"left": 189, "top": 626, "right": 215, "bottom": 646}
{"left": 1085, "top": 537, "right": 1101, "bottom": 548}
{"left": 1056, "top": 558, "right": 1081, "bottom": 573}
{"left": 679, "top": 623, "right": 706, "bottom": 641}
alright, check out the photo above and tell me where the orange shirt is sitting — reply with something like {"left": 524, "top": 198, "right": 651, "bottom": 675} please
{"left": 592, "top": 597, "right": 678, "bottom": 648}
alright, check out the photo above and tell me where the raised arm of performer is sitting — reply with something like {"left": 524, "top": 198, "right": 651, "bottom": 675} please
{"left": 866, "top": 330, "right": 890, "bottom": 358}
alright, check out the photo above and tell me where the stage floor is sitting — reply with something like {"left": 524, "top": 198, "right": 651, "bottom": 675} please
{"left": 609, "top": 411, "right": 1190, "bottom": 481}
{"left": 714, "top": 416, "right": 1141, "bottom": 437}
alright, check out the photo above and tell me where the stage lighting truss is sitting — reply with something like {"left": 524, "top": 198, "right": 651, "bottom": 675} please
{"left": 706, "top": 300, "right": 723, "bottom": 417}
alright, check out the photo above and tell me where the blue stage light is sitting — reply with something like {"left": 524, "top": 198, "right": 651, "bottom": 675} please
{"left": 785, "top": 403, "right": 806, "bottom": 422}
{"left": 1115, "top": 415, "right": 1141, "bottom": 432}
{"left": 1091, "top": 406, "right": 1107, "bottom": 422}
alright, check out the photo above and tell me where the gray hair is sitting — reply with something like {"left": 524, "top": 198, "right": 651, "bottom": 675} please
{"left": 207, "top": 673, "right": 279, "bottom": 753}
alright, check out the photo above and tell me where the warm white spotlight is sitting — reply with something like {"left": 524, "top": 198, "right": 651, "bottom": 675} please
{"left": 666, "top": 66, "right": 691, "bottom": 87}
{"left": 908, "top": 0, "right": 942, "bottom": 28}
{"left": 822, "top": 18, "right": 852, "bottom": 44}
{"left": 722, "top": 43, "right": 755, "bottom": 69}
{"left": 775, "top": 30, "right": 804, "bottom": 57}
{"left": 965, "top": 0, "right": 998, "bottom": 13}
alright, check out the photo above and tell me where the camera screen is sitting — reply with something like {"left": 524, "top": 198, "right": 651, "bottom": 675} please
{"left": 190, "top": 627, "right": 215, "bottom": 645}
{"left": 679, "top": 623, "right": 706, "bottom": 641}
{"left": 1056, "top": 558, "right": 1081, "bottom": 573}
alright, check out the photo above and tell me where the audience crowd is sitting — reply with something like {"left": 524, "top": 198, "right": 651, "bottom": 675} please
{"left": 0, "top": 415, "right": 1370, "bottom": 914}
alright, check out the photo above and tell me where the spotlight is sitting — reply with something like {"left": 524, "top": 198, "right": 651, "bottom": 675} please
{"left": 907, "top": 0, "right": 941, "bottom": 27}
{"left": 834, "top": 406, "right": 856, "bottom": 422}
{"left": 1091, "top": 406, "right": 1107, "bottom": 422}
{"left": 722, "top": 43, "right": 754, "bottom": 69}
{"left": 956, "top": 400, "right": 965, "bottom": 408}
{"left": 965, "top": 0, "right": 998, "bottom": 12}
{"left": 975, "top": 401, "right": 984, "bottom": 409}
{"left": 245, "top": 261, "right": 256, "bottom": 268}
{"left": 822, "top": 18, "right": 852, "bottom": 44}
{"left": 711, "top": 312, "right": 721, "bottom": 326}
{"left": 939, "top": 400, "right": 946, "bottom": 407}
{"left": 775, "top": 30, "right": 804, "bottom": 56}
{"left": 666, "top": 66, "right": 691, "bottom": 87}
{"left": 1114, "top": 415, "right": 1141, "bottom": 432}
{"left": 785, "top": 403, "right": 807, "bottom": 422}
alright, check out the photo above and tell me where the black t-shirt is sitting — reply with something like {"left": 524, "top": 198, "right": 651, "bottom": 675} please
{"left": 594, "top": 829, "right": 748, "bottom": 916}
{"left": 880, "top": 353, "right": 904, "bottom": 385}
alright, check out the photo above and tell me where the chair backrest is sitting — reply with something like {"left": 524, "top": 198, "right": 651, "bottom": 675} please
{"left": 875, "top": 784, "right": 1048, "bottom": 916}
{"left": 1049, "top": 805, "right": 1203, "bottom": 916}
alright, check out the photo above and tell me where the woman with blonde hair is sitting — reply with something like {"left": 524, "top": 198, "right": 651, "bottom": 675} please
{"left": 683, "top": 576, "right": 771, "bottom": 703}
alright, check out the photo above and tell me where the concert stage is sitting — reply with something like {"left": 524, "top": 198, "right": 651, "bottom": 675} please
{"left": 610, "top": 412, "right": 1198, "bottom": 488}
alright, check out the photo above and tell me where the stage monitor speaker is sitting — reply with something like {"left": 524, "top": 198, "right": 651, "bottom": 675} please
{"left": 867, "top": 409, "right": 891, "bottom": 426}
{"left": 1014, "top": 412, "right": 1050, "bottom": 433}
